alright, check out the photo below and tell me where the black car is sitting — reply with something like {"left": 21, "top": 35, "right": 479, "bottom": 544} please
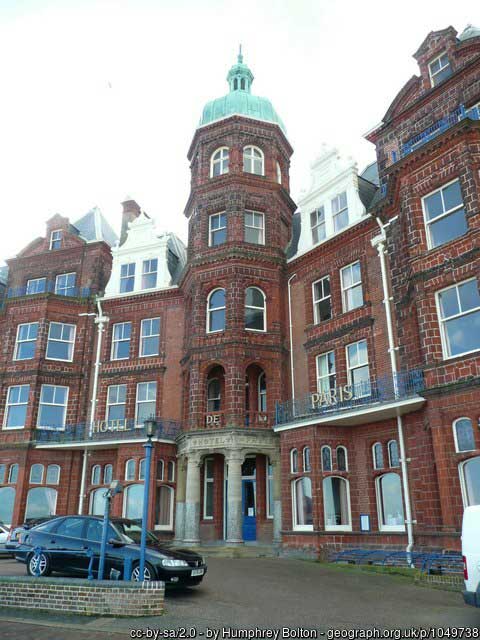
{"left": 16, "top": 515, "right": 207, "bottom": 586}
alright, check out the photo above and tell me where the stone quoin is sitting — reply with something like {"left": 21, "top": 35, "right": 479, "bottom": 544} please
{"left": 0, "top": 27, "right": 479, "bottom": 556}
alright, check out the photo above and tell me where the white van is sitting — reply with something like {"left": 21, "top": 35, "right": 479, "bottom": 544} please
{"left": 462, "top": 505, "right": 480, "bottom": 607}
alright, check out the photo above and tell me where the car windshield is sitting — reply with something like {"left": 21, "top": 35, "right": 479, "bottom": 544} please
{"left": 112, "top": 520, "right": 160, "bottom": 544}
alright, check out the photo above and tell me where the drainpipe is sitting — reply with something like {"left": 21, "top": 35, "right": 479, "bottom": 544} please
{"left": 287, "top": 274, "right": 297, "bottom": 403}
{"left": 373, "top": 218, "right": 415, "bottom": 558}
{"left": 78, "top": 297, "right": 109, "bottom": 515}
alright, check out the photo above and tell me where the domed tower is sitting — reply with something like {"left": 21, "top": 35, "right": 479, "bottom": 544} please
{"left": 176, "top": 49, "right": 296, "bottom": 546}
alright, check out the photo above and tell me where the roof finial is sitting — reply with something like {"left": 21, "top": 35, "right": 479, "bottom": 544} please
{"left": 238, "top": 44, "right": 243, "bottom": 64}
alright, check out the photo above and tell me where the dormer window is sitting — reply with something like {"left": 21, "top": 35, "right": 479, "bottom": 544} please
{"left": 120, "top": 263, "right": 135, "bottom": 293}
{"left": 332, "top": 192, "right": 349, "bottom": 232}
{"left": 210, "top": 147, "right": 229, "bottom": 177}
{"left": 142, "top": 259, "right": 158, "bottom": 290}
{"left": 310, "top": 207, "right": 326, "bottom": 244}
{"left": 428, "top": 52, "right": 452, "bottom": 87}
{"left": 49, "top": 230, "right": 62, "bottom": 250}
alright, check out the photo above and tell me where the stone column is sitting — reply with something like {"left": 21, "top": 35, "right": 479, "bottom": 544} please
{"left": 174, "top": 457, "right": 187, "bottom": 543}
{"left": 272, "top": 458, "right": 282, "bottom": 544}
{"left": 226, "top": 453, "right": 243, "bottom": 544}
{"left": 183, "top": 455, "right": 201, "bottom": 545}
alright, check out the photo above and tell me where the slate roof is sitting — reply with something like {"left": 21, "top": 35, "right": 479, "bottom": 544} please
{"left": 0, "top": 265, "right": 8, "bottom": 285}
{"left": 73, "top": 207, "right": 118, "bottom": 247}
{"left": 166, "top": 233, "right": 187, "bottom": 285}
{"left": 360, "top": 161, "right": 379, "bottom": 186}
{"left": 286, "top": 211, "right": 301, "bottom": 260}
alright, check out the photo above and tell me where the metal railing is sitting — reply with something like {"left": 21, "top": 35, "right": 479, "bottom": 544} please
{"left": 330, "top": 548, "right": 463, "bottom": 575}
{"left": 275, "top": 369, "right": 425, "bottom": 426}
{"left": 35, "top": 417, "right": 181, "bottom": 445}
{"left": 7, "top": 281, "right": 91, "bottom": 299}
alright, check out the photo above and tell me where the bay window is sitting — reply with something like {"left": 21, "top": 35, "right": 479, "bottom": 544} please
{"left": 46, "top": 322, "right": 76, "bottom": 361}
{"left": 323, "top": 476, "right": 351, "bottom": 530}
{"left": 37, "top": 385, "right": 68, "bottom": 430}
{"left": 135, "top": 381, "right": 157, "bottom": 425}
{"left": 140, "top": 318, "right": 160, "bottom": 357}
{"left": 4, "top": 385, "right": 29, "bottom": 429}
{"left": 437, "top": 279, "right": 480, "bottom": 358}
{"left": 346, "top": 339, "right": 370, "bottom": 396}
{"left": 423, "top": 180, "right": 467, "bottom": 248}
{"left": 14, "top": 323, "right": 38, "bottom": 360}
{"left": 106, "top": 384, "right": 126, "bottom": 424}
{"left": 312, "top": 276, "right": 331, "bottom": 323}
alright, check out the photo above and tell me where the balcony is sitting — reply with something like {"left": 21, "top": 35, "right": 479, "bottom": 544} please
{"left": 34, "top": 418, "right": 181, "bottom": 448}
{"left": 7, "top": 281, "right": 91, "bottom": 299}
{"left": 274, "top": 369, "right": 425, "bottom": 431}
{"left": 400, "top": 104, "right": 480, "bottom": 159}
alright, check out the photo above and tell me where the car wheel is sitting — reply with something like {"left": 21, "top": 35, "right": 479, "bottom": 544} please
{"left": 27, "top": 552, "right": 51, "bottom": 577}
{"left": 131, "top": 561, "right": 154, "bottom": 582}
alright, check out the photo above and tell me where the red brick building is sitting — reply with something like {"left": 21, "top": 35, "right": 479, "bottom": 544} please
{"left": 0, "top": 28, "right": 479, "bottom": 556}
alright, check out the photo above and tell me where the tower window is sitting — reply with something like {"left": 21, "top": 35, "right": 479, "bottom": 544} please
{"left": 210, "top": 147, "right": 229, "bottom": 178}
{"left": 244, "top": 211, "right": 264, "bottom": 245}
{"left": 243, "top": 146, "right": 264, "bottom": 176}
{"left": 207, "top": 289, "right": 226, "bottom": 333}
{"left": 209, "top": 212, "right": 227, "bottom": 246}
{"left": 245, "top": 287, "right": 266, "bottom": 332}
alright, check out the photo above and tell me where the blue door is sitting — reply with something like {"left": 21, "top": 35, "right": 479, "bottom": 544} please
{"left": 242, "top": 480, "right": 256, "bottom": 541}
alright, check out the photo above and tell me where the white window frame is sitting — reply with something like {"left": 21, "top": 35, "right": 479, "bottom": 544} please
{"left": 291, "top": 477, "right": 314, "bottom": 532}
{"left": 376, "top": 473, "right": 406, "bottom": 532}
{"left": 155, "top": 485, "right": 174, "bottom": 531}
{"left": 203, "top": 457, "right": 214, "bottom": 519}
{"left": 428, "top": 51, "right": 451, "bottom": 87}
{"left": 14, "top": 322, "right": 39, "bottom": 361}
{"left": 316, "top": 351, "right": 336, "bottom": 394}
{"left": 210, "top": 147, "right": 229, "bottom": 177}
{"left": 453, "top": 417, "right": 476, "bottom": 453}
{"left": 206, "top": 288, "right": 226, "bottom": 334}
{"left": 111, "top": 322, "right": 131, "bottom": 361}
{"left": 91, "top": 464, "right": 101, "bottom": 485}
{"left": 341, "top": 261, "right": 363, "bottom": 312}
{"left": 321, "top": 445, "right": 332, "bottom": 472}
{"left": 346, "top": 339, "right": 370, "bottom": 396}
{"left": 372, "top": 442, "right": 384, "bottom": 470}
{"left": 422, "top": 179, "right": 466, "bottom": 250}
{"left": 49, "top": 229, "right": 62, "bottom": 250}
{"left": 459, "top": 456, "right": 480, "bottom": 508}
{"left": 37, "top": 385, "right": 69, "bottom": 431}
{"left": 26, "top": 277, "right": 47, "bottom": 295}
{"left": 135, "top": 381, "right": 157, "bottom": 426}
{"left": 139, "top": 318, "right": 160, "bottom": 357}
{"left": 312, "top": 276, "right": 331, "bottom": 324}
{"left": 106, "top": 384, "right": 127, "bottom": 424}
{"left": 244, "top": 210, "right": 265, "bottom": 245}
{"left": 120, "top": 263, "right": 136, "bottom": 293}
{"left": 323, "top": 476, "right": 352, "bottom": 532}
{"left": 336, "top": 445, "right": 348, "bottom": 472}
{"left": 141, "top": 259, "right": 158, "bottom": 290}
{"left": 290, "top": 448, "right": 298, "bottom": 473}
{"left": 139, "top": 458, "right": 146, "bottom": 481}
{"left": 331, "top": 192, "right": 349, "bottom": 232}
{"left": 303, "top": 447, "right": 311, "bottom": 472}
{"left": 55, "top": 272, "right": 76, "bottom": 296}
{"left": 46, "top": 322, "right": 76, "bottom": 362}
{"left": 3, "top": 385, "right": 29, "bottom": 430}
{"left": 310, "top": 207, "right": 326, "bottom": 245}
{"left": 104, "top": 464, "right": 113, "bottom": 484}
{"left": 46, "top": 464, "right": 60, "bottom": 485}
{"left": 435, "top": 278, "right": 480, "bottom": 360}
{"left": 125, "top": 459, "right": 136, "bottom": 482}
{"left": 243, "top": 145, "right": 265, "bottom": 176}
{"left": 208, "top": 212, "right": 227, "bottom": 247}
{"left": 29, "top": 464, "right": 44, "bottom": 484}
{"left": 245, "top": 286, "right": 266, "bottom": 332}
{"left": 387, "top": 440, "right": 400, "bottom": 468}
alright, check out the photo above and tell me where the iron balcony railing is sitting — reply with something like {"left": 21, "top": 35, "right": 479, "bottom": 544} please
{"left": 401, "top": 104, "right": 480, "bottom": 158}
{"left": 275, "top": 369, "right": 425, "bottom": 427}
{"left": 7, "top": 281, "right": 91, "bottom": 299}
{"left": 35, "top": 417, "right": 182, "bottom": 445}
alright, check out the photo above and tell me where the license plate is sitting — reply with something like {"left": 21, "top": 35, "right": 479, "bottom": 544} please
{"left": 191, "top": 568, "right": 204, "bottom": 577}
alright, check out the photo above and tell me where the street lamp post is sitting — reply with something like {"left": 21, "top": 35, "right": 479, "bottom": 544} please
{"left": 98, "top": 480, "right": 123, "bottom": 580}
{"left": 139, "top": 418, "right": 156, "bottom": 581}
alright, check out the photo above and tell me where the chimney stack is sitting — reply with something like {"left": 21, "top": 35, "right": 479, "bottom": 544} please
{"left": 120, "top": 198, "right": 141, "bottom": 245}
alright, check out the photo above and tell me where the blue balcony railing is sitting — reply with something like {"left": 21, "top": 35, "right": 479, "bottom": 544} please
{"left": 7, "top": 281, "right": 91, "bottom": 299}
{"left": 401, "top": 104, "right": 480, "bottom": 158}
{"left": 35, "top": 418, "right": 182, "bottom": 445}
{"left": 275, "top": 369, "right": 424, "bottom": 427}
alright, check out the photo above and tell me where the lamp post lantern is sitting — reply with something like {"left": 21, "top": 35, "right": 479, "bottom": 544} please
{"left": 139, "top": 418, "right": 156, "bottom": 581}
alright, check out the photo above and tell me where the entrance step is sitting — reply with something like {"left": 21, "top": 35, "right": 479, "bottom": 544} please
{"left": 197, "top": 543, "right": 280, "bottom": 559}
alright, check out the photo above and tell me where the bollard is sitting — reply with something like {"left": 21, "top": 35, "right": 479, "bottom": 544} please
{"left": 123, "top": 556, "right": 132, "bottom": 581}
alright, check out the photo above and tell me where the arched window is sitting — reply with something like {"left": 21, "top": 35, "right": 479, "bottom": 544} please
{"left": 323, "top": 476, "right": 351, "bottom": 530}
{"left": 89, "top": 488, "right": 106, "bottom": 515}
{"left": 303, "top": 447, "right": 311, "bottom": 472}
{"left": 30, "top": 464, "right": 44, "bottom": 484}
{"left": 156, "top": 459, "right": 164, "bottom": 481}
{"left": 8, "top": 464, "right": 18, "bottom": 484}
{"left": 210, "top": 147, "right": 229, "bottom": 177}
{"left": 292, "top": 477, "right": 313, "bottom": 530}
{"left": 290, "top": 448, "right": 298, "bottom": 473}
{"left": 125, "top": 459, "right": 136, "bottom": 482}
{"left": 258, "top": 372, "right": 267, "bottom": 412}
{"left": 276, "top": 161, "right": 282, "bottom": 184}
{"left": 0, "top": 487, "right": 15, "bottom": 525}
{"left": 139, "top": 458, "right": 146, "bottom": 481}
{"left": 376, "top": 473, "right": 405, "bottom": 531}
{"left": 243, "top": 146, "right": 264, "bottom": 175}
{"left": 336, "top": 446, "right": 348, "bottom": 472}
{"left": 245, "top": 287, "right": 266, "bottom": 332}
{"left": 460, "top": 456, "right": 480, "bottom": 506}
{"left": 25, "top": 487, "right": 57, "bottom": 520}
{"left": 207, "top": 289, "right": 226, "bottom": 333}
{"left": 240, "top": 78, "right": 246, "bottom": 90}
{"left": 454, "top": 418, "right": 476, "bottom": 453}
{"left": 372, "top": 443, "right": 384, "bottom": 470}
{"left": 207, "top": 378, "right": 221, "bottom": 412}
{"left": 167, "top": 461, "right": 175, "bottom": 482}
{"left": 321, "top": 446, "right": 332, "bottom": 472}
{"left": 46, "top": 465, "right": 60, "bottom": 485}
{"left": 104, "top": 464, "right": 113, "bottom": 485}
{"left": 233, "top": 79, "right": 238, "bottom": 90}
{"left": 155, "top": 485, "right": 174, "bottom": 529}
{"left": 91, "top": 465, "right": 101, "bottom": 486}
{"left": 388, "top": 440, "right": 400, "bottom": 468}
{"left": 123, "top": 484, "right": 144, "bottom": 519}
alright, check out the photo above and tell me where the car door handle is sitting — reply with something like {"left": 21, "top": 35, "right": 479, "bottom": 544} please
{"left": 50, "top": 539, "right": 56, "bottom": 543}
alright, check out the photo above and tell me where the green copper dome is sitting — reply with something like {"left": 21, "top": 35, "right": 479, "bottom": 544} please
{"left": 198, "top": 48, "right": 287, "bottom": 134}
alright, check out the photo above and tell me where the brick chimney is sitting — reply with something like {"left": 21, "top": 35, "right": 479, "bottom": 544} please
{"left": 120, "top": 197, "right": 141, "bottom": 245}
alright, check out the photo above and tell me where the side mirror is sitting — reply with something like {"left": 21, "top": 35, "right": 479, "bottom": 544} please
{"left": 108, "top": 538, "right": 125, "bottom": 547}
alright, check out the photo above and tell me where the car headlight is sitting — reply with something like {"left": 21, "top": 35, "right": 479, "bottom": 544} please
{"left": 161, "top": 559, "right": 189, "bottom": 567}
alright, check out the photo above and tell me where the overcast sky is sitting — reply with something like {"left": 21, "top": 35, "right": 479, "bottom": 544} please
{"left": 0, "top": 1, "right": 478, "bottom": 265}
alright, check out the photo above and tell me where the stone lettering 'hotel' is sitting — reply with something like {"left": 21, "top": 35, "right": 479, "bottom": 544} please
{"left": 1, "top": 25, "right": 479, "bottom": 555}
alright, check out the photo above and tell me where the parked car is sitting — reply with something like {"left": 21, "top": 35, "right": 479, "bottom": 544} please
{"left": 16, "top": 515, "right": 207, "bottom": 586}
{"left": 5, "top": 517, "right": 55, "bottom": 552}
{"left": 0, "top": 524, "right": 10, "bottom": 544}
{"left": 462, "top": 505, "right": 480, "bottom": 607}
